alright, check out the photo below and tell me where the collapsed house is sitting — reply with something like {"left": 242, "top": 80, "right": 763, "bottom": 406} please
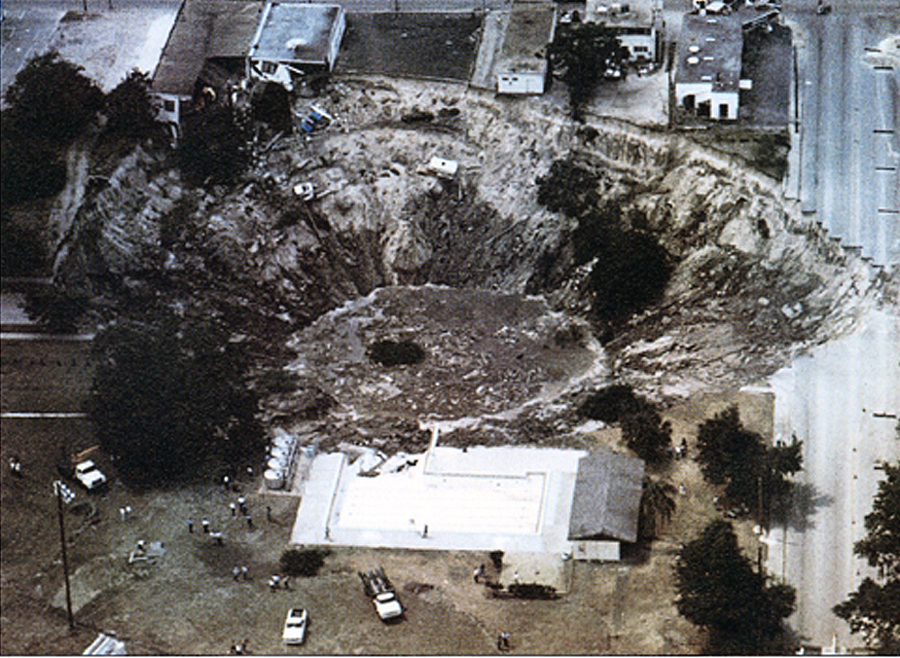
{"left": 152, "top": 0, "right": 265, "bottom": 130}
{"left": 151, "top": 0, "right": 346, "bottom": 132}
{"left": 247, "top": 1, "right": 346, "bottom": 91}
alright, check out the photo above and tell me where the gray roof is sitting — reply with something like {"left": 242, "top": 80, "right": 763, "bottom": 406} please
{"left": 153, "top": 0, "right": 265, "bottom": 96}
{"left": 674, "top": 12, "right": 742, "bottom": 92}
{"left": 249, "top": 2, "right": 343, "bottom": 65}
{"left": 568, "top": 448, "right": 645, "bottom": 543}
{"left": 497, "top": 1, "right": 557, "bottom": 75}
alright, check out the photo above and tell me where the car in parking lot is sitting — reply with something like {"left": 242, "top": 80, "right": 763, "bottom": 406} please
{"left": 282, "top": 608, "right": 308, "bottom": 645}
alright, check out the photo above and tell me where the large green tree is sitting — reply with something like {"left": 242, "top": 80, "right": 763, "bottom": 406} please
{"left": 834, "top": 460, "right": 900, "bottom": 653}
{"left": 547, "top": 22, "right": 629, "bottom": 121}
{"left": 104, "top": 69, "right": 161, "bottom": 139}
{"left": 88, "top": 315, "right": 264, "bottom": 483}
{"left": 696, "top": 406, "right": 802, "bottom": 517}
{"left": 3, "top": 51, "right": 103, "bottom": 145}
{"left": 675, "top": 519, "right": 796, "bottom": 654}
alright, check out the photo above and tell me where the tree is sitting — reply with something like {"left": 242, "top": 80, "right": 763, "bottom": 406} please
{"left": 88, "top": 315, "right": 264, "bottom": 484}
{"left": 3, "top": 51, "right": 103, "bottom": 145}
{"left": 696, "top": 406, "right": 802, "bottom": 517}
{"left": 834, "top": 461, "right": 900, "bottom": 653}
{"left": 177, "top": 105, "right": 250, "bottom": 186}
{"left": 621, "top": 404, "right": 673, "bottom": 465}
{"left": 23, "top": 284, "right": 90, "bottom": 333}
{"left": 547, "top": 22, "right": 629, "bottom": 120}
{"left": 675, "top": 519, "right": 796, "bottom": 654}
{"left": 578, "top": 384, "right": 672, "bottom": 464}
{"left": 639, "top": 476, "right": 676, "bottom": 539}
{"left": 104, "top": 69, "right": 160, "bottom": 139}
{"left": 0, "top": 208, "right": 48, "bottom": 276}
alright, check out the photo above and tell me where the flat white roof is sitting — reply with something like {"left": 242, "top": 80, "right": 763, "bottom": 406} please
{"left": 291, "top": 445, "right": 586, "bottom": 554}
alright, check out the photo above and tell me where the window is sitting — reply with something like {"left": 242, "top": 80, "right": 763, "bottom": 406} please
{"left": 261, "top": 61, "right": 277, "bottom": 74}
{"left": 163, "top": 99, "right": 176, "bottom": 112}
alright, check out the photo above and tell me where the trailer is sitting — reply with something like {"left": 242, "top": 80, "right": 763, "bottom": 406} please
{"left": 358, "top": 567, "right": 403, "bottom": 621}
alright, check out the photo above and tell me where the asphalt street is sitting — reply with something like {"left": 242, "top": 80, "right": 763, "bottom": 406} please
{"left": 766, "top": 307, "right": 900, "bottom": 651}
{"left": 792, "top": 0, "right": 900, "bottom": 265}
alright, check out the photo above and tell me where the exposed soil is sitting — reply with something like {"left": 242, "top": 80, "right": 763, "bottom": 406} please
{"left": 2, "top": 32, "right": 893, "bottom": 656}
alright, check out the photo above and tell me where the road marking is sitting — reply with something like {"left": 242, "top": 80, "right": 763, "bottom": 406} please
{"left": 0, "top": 412, "right": 88, "bottom": 418}
{"left": 0, "top": 333, "right": 95, "bottom": 341}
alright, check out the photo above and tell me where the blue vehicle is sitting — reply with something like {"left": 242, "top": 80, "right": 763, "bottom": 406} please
{"left": 299, "top": 105, "right": 333, "bottom": 134}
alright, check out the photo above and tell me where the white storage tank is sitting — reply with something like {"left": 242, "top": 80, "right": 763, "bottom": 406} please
{"left": 264, "top": 469, "right": 284, "bottom": 490}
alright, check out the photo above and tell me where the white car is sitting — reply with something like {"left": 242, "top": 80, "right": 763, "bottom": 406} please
{"left": 282, "top": 608, "right": 308, "bottom": 645}
{"left": 74, "top": 460, "right": 107, "bottom": 490}
{"left": 373, "top": 592, "right": 402, "bottom": 621}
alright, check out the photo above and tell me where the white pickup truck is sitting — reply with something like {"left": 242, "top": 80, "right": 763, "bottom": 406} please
{"left": 73, "top": 460, "right": 107, "bottom": 490}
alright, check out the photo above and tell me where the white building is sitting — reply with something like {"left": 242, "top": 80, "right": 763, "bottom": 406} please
{"left": 247, "top": 2, "right": 346, "bottom": 91}
{"left": 496, "top": 1, "right": 557, "bottom": 95}
{"left": 674, "top": 13, "right": 752, "bottom": 121}
{"left": 583, "top": 0, "right": 663, "bottom": 65}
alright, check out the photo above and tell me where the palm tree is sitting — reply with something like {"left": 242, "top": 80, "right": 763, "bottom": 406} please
{"left": 639, "top": 476, "right": 677, "bottom": 540}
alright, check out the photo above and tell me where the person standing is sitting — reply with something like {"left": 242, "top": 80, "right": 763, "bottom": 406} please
{"left": 187, "top": 518, "right": 194, "bottom": 534}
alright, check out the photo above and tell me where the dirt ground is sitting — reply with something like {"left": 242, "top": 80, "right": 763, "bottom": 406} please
{"left": 1, "top": 330, "right": 773, "bottom": 656}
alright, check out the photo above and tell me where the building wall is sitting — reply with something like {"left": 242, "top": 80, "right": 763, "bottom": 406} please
{"left": 497, "top": 71, "right": 546, "bottom": 94}
{"left": 675, "top": 81, "right": 739, "bottom": 120}
{"left": 328, "top": 9, "right": 346, "bottom": 70}
{"left": 617, "top": 29, "right": 656, "bottom": 63}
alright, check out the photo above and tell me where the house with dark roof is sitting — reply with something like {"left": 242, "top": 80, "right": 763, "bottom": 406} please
{"left": 152, "top": 0, "right": 265, "bottom": 129}
{"left": 247, "top": 2, "right": 346, "bottom": 91}
{"left": 495, "top": 1, "right": 557, "bottom": 95}
{"left": 568, "top": 448, "right": 645, "bottom": 558}
{"left": 674, "top": 12, "right": 752, "bottom": 121}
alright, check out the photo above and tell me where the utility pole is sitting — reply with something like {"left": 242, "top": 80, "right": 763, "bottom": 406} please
{"left": 54, "top": 481, "right": 76, "bottom": 632}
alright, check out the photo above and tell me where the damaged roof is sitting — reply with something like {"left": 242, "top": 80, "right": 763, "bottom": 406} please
{"left": 153, "top": 0, "right": 265, "bottom": 97}
{"left": 248, "top": 2, "right": 343, "bottom": 66}
{"left": 568, "top": 448, "right": 645, "bottom": 543}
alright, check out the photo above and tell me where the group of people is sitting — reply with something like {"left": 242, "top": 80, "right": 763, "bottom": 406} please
{"left": 267, "top": 574, "right": 291, "bottom": 591}
{"left": 8, "top": 456, "right": 23, "bottom": 477}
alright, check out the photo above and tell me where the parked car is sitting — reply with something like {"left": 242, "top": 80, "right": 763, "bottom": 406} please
{"left": 282, "top": 608, "right": 308, "bottom": 645}
{"left": 67, "top": 459, "right": 106, "bottom": 491}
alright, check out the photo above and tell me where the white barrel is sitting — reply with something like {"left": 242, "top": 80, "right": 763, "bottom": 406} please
{"left": 267, "top": 457, "right": 285, "bottom": 472}
{"left": 264, "top": 469, "right": 284, "bottom": 490}
{"left": 270, "top": 446, "right": 289, "bottom": 463}
{"left": 273, "top": 434, "right": 294, "bottom": 450}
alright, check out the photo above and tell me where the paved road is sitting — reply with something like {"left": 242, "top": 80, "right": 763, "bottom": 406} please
{"left": 790, "top": 0, "right": 900, "bottom": 266}
{"left": 765, "top": 307, "right": 900, "bottom": 651}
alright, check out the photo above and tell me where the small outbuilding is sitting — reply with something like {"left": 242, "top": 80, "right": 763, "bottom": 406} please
{"left": 247, "top": 2, "right": 346, "bottom": 90}
{"left": 496, "top": 1, "right": 557, "bottom": 95}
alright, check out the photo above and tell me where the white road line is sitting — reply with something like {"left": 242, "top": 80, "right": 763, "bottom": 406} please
{"left": 0, "top": 412, "right": 88, "bottom": 418}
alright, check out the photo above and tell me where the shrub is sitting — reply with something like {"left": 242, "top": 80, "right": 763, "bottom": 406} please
{"left": 367, "top": 339, "right": 426, "bottom": 367}
{"left": 489, "top": 550, "right": 504, "bottom": 571}
{"left": 508, "top": 583, "right": 559, "bottom": 600}
{"left": 280, "top": 548, "right": 330, "bottom": 577}
{"left": 0, "top": 211, "right": 48, "bottom": 276}
{"left": 23, "top": 285, "right": 90, "bottom": 333}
